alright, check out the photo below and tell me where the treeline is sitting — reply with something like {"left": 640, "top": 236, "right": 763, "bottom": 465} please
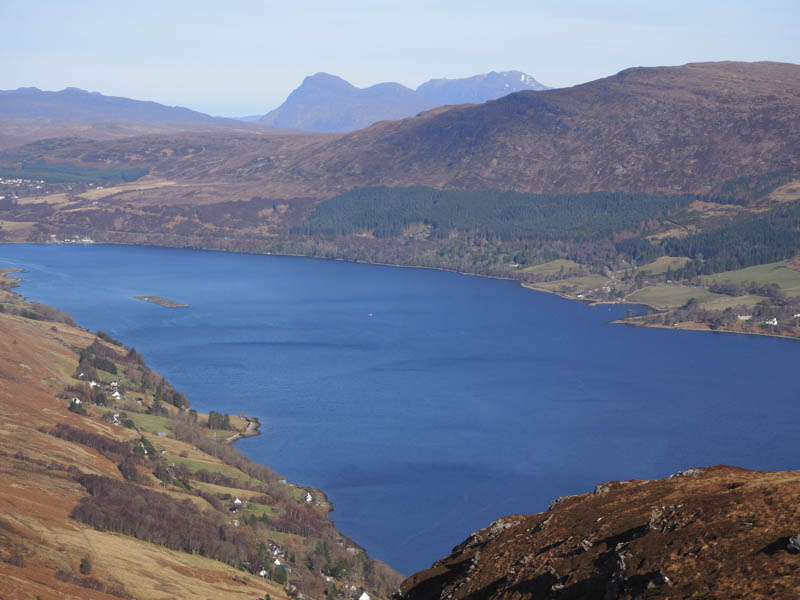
{"left": 73, "top": 337, "right": 189, "bottom": 410}
{"left": 663, "top": 200, "right": 800, "bottom": 277}
{"left": 190, "top": 468, "right": 260, "bottom": 491}
{"left": 72, "top": 474, "right": 256, "bottom": 567}
{"left": 154, "top": 376, "right": 188, "bottom": 409}
{"left": 0, "top": 160, "right": 149, "bottom": 183}
{"left": 706, "top": 171, "right": 792, "bottom": 206}
{"left": 47, "top": 423, "right": 131, "bottom": 461}
{"left": 0, "top": 299, "right": 75, "bottom": 325}
{"left": 207, "top": 410, "right": 231, "bottom": 429}
{"left": 708, "top": 281, "right": 785, "bottom": 299}
{"left": 296, "top": 186, "right": 695, "bottom": 242}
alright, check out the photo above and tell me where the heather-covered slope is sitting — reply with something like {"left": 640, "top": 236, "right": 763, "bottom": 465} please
{"left": 399, "top": 466, "right": 800, "bottom": 599}
{"left": 0, "top": 272, "right": 402, "bottom": 600}
{"left": 300, "top": 61, "right": 800, "bottom": 196}
{"left": 6, "top": 62, "right": 797, "bottom": 201}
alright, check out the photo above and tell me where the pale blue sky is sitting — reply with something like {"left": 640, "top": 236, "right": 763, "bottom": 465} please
{"left": 2, "top": 0, "right": 798, "bottom": 116}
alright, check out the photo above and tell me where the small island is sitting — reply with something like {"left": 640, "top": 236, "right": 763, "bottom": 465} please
{"left": 134, "top": 295, "right": 188, "bottom": 308}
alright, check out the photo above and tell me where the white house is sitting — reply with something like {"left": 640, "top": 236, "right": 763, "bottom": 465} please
{"left": 259, "top": 568, "right": 268, "bottom": 578}
{"left": 274, "top": 558, "right": 281, "bottom": 566}
{"left": 89, "top": 380, "right": 98, "bottom": 388}
{"left": 71, "top": 397, "right": 81, "bottom": 404}
{"left": 765, "top": 317, "right": 778, "bottom": 326}
{"left": 233, "top": 497, "right": 243, "bottom": 506}
{"left": 736, "top": 314, "right": 752, "bottom": 321}
{"left": 305, "top": 492, "right": 313, "bottom": 503}
{"left": 359, "top": 592, "right": 371, "bottom": 600}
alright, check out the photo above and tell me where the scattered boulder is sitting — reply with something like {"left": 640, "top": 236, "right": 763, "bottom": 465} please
{"left": 788, "top": 534, "right": 800, "bottom": 553}
{"left": 670, "top": 468, "right": 705, "bottom": 478}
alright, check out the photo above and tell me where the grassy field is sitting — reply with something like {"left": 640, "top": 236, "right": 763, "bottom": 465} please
{"left": 16, "top": 192, "right": 73, "bottom": 206}
{"left": 625, "top": 284, "right": 723, "bottom": 309}
{"left": 76, "top": 179, "right": 176, "bottom": 201}
{"left": 242, "top": 500, "right": 283, "bottom": 520}
{"left": 699, "top": 293, "right": 766, "bottom": 311}
{"left": 127, "top": 412, "right": 172, "bottom": 434}
{"left": 169, "top": 454, "right": 263, "bottom": 486}
{"left": 702, "top": 260, "right": 800, "bottom": 296}
{"left": 532, "top": 274, "right": 611, "bottom": 293}
{"left": 639, "top": 256, "right": 690, "bottom": 275}
{"left": 522, "top": 259, "right": 582, "bottom": 277}
{"left": 765, "top": 179, "right": 800, "bottom": 204}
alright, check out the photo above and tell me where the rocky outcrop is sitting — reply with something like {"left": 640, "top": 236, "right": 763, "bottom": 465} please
{"left": 399, "top": 466, "right": 800, "bottom": 599}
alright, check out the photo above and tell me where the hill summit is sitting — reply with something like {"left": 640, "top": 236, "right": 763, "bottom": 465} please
{"left": 259, "top": 70, "right": 548, "bottom": 132}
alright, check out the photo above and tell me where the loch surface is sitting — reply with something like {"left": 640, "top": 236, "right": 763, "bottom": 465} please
{"left": 2, "top": 244, "right": 798, "bottom": 575}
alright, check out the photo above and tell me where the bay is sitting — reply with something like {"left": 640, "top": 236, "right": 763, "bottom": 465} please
{"left": 2, "top": 243, "right": 798, "bottom": 575}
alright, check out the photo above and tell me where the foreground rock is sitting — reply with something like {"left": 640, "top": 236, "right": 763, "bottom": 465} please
{"left": 399, "top": 466, "right": 800, "bottom": 599}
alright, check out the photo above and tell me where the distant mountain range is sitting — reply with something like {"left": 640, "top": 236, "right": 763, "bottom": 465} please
{"left": 0, "top": 86, "right": 282, "bottom": 150}
{"left": 259, "top": 71, "right": 549, "bottom": 132}
{"left": 4, "top": 62, "right": 797, "bottom": 200}
{"left": 0, "top": 86, "right": 234, "bottom": 126}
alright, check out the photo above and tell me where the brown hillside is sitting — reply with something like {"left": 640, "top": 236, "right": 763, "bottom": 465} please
{"left": 399, "top": 466, "right": 800, "bottom": 600}
{"left": 299, "top": 61, "right": 800, "bottom": 196}
{"left": 3, "top": 62, "right": 798, "bottom": 203}
{"left": 0, "top": 313, "right": 290, "bottom": 600}
{"left": 0, "top": 278, "right": 402, "bottom": 600}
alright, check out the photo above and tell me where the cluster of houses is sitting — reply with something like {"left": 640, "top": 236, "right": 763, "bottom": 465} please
{"left": 735, "top": 313, "right": 800, "bottom": 327}
{"left": 574, "top": 280, "right": 619, "bottom": 301}
{"left": 257, "top": 539, "right": 290, "bottom": 577}
{"left": 85, "top": 377, "right": 124, "bottom": 402}
{"left": 50, "top": 234, "right": 95, "bottom": 244}
{"left": 0, "top": 176, "right": 45, "bottom": 189}
{"left": 69, "top": 375, "right": 130, "bottom": 423}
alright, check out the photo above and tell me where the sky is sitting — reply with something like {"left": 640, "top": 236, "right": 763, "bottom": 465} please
{"left": 3, "top": 0, "right": 799, "bottom": 117}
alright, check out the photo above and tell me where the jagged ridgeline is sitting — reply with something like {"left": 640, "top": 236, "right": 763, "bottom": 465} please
{"left": 296, "top": 186, "right": 696, "bottom": 241}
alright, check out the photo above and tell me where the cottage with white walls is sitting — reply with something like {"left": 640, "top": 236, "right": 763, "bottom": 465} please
{"left": 359, "top": 592, "right": 371, "bottom": 600}
{"left": 233, "top": 497, "right": 242, "bottom": 506}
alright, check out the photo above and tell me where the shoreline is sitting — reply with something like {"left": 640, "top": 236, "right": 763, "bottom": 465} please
{"left": 3, "top": 239, "right": 798, "bottom": 342}
{"left": 224, "top": 415, "right": 261, "bottom": 443}
{"left": 0, "top": 269, "right": 378, "bottom": 581}
{"left": 612, "top": 316, "right": 800, "bottom": 342}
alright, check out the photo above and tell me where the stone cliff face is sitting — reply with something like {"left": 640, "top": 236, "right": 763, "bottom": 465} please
{"left": 399, "top": 466, "right": 800, "bottom": 599}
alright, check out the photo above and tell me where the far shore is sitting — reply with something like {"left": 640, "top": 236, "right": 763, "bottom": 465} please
{"left": 2, "top": 239, "right": 797, "bottom": 342}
